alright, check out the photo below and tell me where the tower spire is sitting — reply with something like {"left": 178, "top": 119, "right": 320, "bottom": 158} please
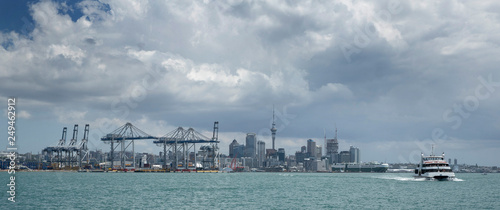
{"left": 334, "top": 123, "right": 337, "bottom": 140}
{"left": 273, "top": 105, "right": 275, "bottom": 124}
{"left": 324, "top": 128, "right": 326, "bottom": 156}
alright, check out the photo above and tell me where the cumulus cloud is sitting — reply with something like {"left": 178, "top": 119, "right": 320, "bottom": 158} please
{"left": 1, "top": 0, "right": 500, "bottom": 165}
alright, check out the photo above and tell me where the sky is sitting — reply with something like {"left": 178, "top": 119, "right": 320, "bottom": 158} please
{"left": 1, "top": 0, "right": 499, "bottom": 166}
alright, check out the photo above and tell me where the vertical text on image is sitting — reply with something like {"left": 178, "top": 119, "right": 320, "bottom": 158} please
{"left": 7, "top": 97, "right": 17, "bottom": 203}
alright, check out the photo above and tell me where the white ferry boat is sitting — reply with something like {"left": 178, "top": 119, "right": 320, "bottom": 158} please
{"left": 414, "top": 147, "right": 455, "bottom": 181}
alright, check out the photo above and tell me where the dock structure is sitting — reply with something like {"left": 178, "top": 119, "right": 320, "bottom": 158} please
{"left": 42, "top": 124, "right": 90, "bottom": 169}
{"left": 154, "top": 122, "right": 220, "bottom": 171}
{"left": 78, "top": 124, "right": 90, "bottom": 169}
{"left": 42, "top": 127, "right": 68, "bottom": 168}
{"left": 43, "top": 122, "right": 219, "bottom": 171}
{"left": 100, "top": 122, "right": 156, "bottom": 169}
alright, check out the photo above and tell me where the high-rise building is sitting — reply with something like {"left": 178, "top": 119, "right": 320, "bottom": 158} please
{"left": 229, "top": 139, "right": 240, "bottom": 158}
{"left": 301, "top": 146, "right": 306, "bottom": 153}
{"left": 316, "top": 145, "right": 322, "bottom": 158}
{"left": 339, "top": 151, "right": 351, "bottom": 163}
{"left": 233, "top": 145, "right": 245, "bottom": 158}
{"left": 295, "top": 151, "right": 306, "bottom": 163}
{"left": 277, "top": 148, "right": 285, "bottom": 162}
{"left": 271, "top": 106, "right": 277, "bottom": 150}
{"left": 326, "top": 139, "right": 339, "bottom": 163}
{"left": 326, "top": 127, "right": 339, "bottom": 163}
{"left": 245, "top": 133, "right": 257, "bottom": 158}
{"left": 266, "top": 149, "right": 277, "bottom": 158}
{"left": 307, "top": 139, "right": 316, "bottom": 158}
{"left": 349, "top": 146, "right": 360, "bottom": 163}
{"left": 257, "top": 141, "right": 265, "bottom": 167}
{"left": 453, "top": 158, "right": 459, "bottom": 172}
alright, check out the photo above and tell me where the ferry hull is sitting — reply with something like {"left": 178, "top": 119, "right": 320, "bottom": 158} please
{"left": 414, "top": 176, "right": 454, "bottom": 181}
{"left": 414, "top": 172, "right": 455, "bottom": 181}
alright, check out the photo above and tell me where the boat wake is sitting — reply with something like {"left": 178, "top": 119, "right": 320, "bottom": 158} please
{"left": 375, "top": 175, "right": 464, "bottom": 182}
{"left": 377, "top": 176, "right": 424, "bottom": 181}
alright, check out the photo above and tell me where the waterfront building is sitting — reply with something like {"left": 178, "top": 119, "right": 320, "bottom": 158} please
{"left": 241, "top": 157, "right": 258, "bottom": 169}
{"left": 312, "top": 159, "right": 329, "bottom": 172}
{"left": 304, "top": 158, "right": 314, "bottom": 171}
{"left": 245, "top": 133, "right": 257, "bottom": 158}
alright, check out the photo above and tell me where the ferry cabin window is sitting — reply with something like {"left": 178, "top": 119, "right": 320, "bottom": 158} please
{"left": 422, "top": 169, "right": 452, "bottom": 173}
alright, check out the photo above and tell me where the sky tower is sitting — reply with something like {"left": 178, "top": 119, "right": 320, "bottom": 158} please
{"left": 271, "top": 106, "right": 277, "bottom": 150}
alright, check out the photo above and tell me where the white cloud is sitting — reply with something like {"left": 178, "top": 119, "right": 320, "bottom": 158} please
{"left": 54, "top": 107, "right": 87, "bottom": 124}
{"left": 2, "top": 0, "right": 500, "bottom": 165}
{"left": 18, "top": 110, "right": 32, "bottom": 119}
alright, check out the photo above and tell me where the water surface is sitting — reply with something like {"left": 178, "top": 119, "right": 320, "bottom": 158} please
{"left": 1, "top": 172, "right": 498, "bottom": 209}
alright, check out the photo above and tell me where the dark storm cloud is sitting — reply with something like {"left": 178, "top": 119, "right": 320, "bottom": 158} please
{"left": 1, "top": 0, "right": 500, "bottom": 165}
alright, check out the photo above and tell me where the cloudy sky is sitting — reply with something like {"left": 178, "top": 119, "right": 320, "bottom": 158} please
{"left": 1, "top": 0, "right": 499, "bottom": 166}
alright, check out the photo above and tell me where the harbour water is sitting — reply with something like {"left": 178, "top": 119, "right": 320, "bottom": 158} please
{"left": 1, "top": 172, "right": 499, "bottom": 209}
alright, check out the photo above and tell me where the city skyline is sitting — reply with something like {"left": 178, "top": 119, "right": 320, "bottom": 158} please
{"left": 1, "top": 1, "right": 500, "bottom": 166}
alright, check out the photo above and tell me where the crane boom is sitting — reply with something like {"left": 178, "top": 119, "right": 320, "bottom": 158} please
{"left": 57, "top": 127, "right": 67, "bottom": 146}
{"left": 68, "top": 124, "right": 79, "bottom": 146}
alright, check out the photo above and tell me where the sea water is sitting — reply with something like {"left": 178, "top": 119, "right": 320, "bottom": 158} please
{"left": 1, "top": 172, "right": 498, "bottom": 209}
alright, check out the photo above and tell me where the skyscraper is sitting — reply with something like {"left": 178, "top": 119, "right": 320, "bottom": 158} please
{"left": 301, "top": 146, "right": 306, "bottom": 153}
{"left": 339, "top": 151, "right": 351, "bottom": 163}
{"left": 349, "top": 146, "right": 360, "bottom": 163}
{"left": 245, "top": 133, "right": 257, "bottom": 158}
{"left": 326, "top": 127, "right": 339, "bottom": 163}
{"left": 257, "top": 141, "right": 265, "bottom": 167}
{"left": 233, "top": 145, "right": 245, "bottom": 158}
{"left": 271, "top": 106, "right": 277, "bottom": 150}
{"left": 307, "top": 139, "right": 316, "bottom": 158}
{"left": 316, "top": 145, "right": 322, "bottom": 158}
{"left": 277, "top": 148, "right": 285, "bottom": 162}
{"left": 453, "top": 158, "right": 459, "bottom": 172}
{"left": 229, "top": 139, "right": 240, "bottom": 158}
